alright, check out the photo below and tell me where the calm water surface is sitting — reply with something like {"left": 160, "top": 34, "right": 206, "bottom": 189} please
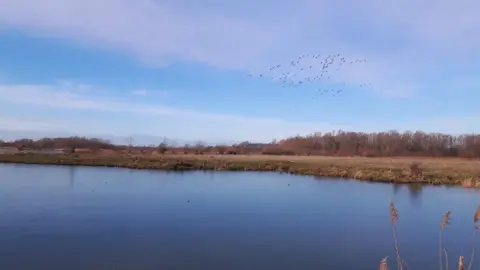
{"left": 0, "top": 163, "right": 479, "bottom": 270}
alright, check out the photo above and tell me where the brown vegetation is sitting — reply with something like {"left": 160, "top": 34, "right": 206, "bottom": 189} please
{"left": 440, "top": 210, "right": 452, "bottom": 270}
{"left": 1, "top": 131, "right": 480, "bottom": 185}
{"left": 2, "top": 130, "right": 480, "bottom": 157}
{"left": 383, "top": 202, "right": 478, "bottom": 270}
{"left": 389, "top": 201, "right": 404, "bottom": 270}
{"left": 0, "top": 152, "right": 480, "bottom": 185}
{"left": 0, "top": 137, "right": 116, "bottom": 151}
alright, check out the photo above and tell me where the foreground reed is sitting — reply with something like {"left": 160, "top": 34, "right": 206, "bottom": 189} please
{"left": 379, "top": 257, "right": 389, "bottom": 270}
{"left": 380, "top": 202, "right": 480, "bottom": 270}
{"left": 389, "top": 201, "right": 403, "bottom": 270}
{"left": 468, "top": 205, "right": 480, "bottom": 270}
{"left": 440, "top": 210, "right": 452, "bottom": 270}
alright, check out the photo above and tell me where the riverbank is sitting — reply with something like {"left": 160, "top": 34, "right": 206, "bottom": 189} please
{"left": 1, "top": 153, "right": 479, "bottom": 186}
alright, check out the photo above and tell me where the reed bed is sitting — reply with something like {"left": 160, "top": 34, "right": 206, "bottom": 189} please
{"left": 380, "top": 202, "right": 480, "bottom": 270}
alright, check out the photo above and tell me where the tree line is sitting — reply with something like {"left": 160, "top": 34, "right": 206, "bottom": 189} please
{"left": 0, "top": 137, "right": 116, "bottom": 151}
{"left": 1, "top": 130, "right": 480, "bottom": 158}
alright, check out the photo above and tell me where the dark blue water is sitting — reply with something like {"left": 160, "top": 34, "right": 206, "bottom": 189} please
{"left": 0, "top": 163, "right": 479, "bottom": 270}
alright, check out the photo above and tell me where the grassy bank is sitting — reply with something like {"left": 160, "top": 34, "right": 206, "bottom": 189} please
{"left": 1, "top": 153, "right": 480, "bottom": 186}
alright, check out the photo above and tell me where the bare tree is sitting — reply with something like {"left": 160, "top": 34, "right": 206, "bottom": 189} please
{"left": 157, "top": 138, "right": 169, "bottom": 154}
{"left": 126, "top": 136, "right": 134, "bottom": 153}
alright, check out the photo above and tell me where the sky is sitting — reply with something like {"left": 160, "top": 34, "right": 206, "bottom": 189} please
{"left": 0, "top": 0, "right": 479, "bottom": 144}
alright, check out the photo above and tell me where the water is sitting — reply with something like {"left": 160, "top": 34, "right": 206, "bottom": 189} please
{"left": 0, "top": 164, "right": 479, "bottom": 270}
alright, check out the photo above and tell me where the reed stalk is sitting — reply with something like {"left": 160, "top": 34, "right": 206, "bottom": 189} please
{"left": 467, "top": 204, "right": 480, "bottom": 270}
{"left": 389, "top": 200, "right": 403, "bottom": 270}
{"left": 440, "top": 210, "right": 452, "bottom": 270}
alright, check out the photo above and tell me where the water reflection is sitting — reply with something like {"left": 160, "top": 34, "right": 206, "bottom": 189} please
{"left": 407, "top": 183, "right": 423, "bottom": 207}
{"left": 391, "top": 183, "right": 424, "bottom": 206}
{"left": 68, "top": 166, "right": 77, "bottom": 188}
{"left": 393, "top": 183, "right": 402, "bottom": 194}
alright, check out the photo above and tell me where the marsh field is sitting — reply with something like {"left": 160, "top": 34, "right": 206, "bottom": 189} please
{"left": 1, "top": 152, "right": 479, "bottom": 186}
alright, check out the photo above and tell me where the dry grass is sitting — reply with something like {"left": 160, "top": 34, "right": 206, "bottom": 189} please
{"left": 1, "top": 153, "right": 480, "bottom": 185}
{"left": 440, "top": 210, "right": 452, "bottom": 270}
{"left": 389, "top": 200, "right": 403, "bottom": 270}
{"left": 379, "top": 257, "right": 389, "bottom": 270}
{"left": 468, "top": 205, "right": 480, "bottom": 270}
{"left": 383, "top": 202, "right": 480, "bottom": 270}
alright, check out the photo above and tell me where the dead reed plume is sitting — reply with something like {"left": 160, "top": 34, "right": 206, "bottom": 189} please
{"left": 467, "top": 204, "right": 480, "bottom": 270}
{"left": 389, "top": 200, "right": 403, "bottom": 270}
{"left": 379, "top": 257, "right": 389, "bottom": 270}
{"left": 381, "top": 202, "right": 480, "bottom": 270}
{"left": 440, "top": 210, "right": 452, "bottom": 270}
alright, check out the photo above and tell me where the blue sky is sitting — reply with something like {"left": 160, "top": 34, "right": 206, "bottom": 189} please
{"left": 0, "top": 0, "right": 479, "bottom": 144}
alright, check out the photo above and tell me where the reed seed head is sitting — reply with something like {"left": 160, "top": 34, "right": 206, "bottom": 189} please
{"left": 389, "top": 200, "right": 399, "bottom": 224}
{"left": 474, "top": 204, "right": 480, "bottom": 226}
{"left": 458, "top": 255, "right": 464, "bottom": 270}
{"left": 441, "top": 210, "right": 452, "bottom": 229}
{"left": 379, "top": 256, "right": 388, "bottom": 270}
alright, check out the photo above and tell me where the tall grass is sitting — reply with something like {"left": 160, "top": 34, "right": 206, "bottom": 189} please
{"left": 440, "top": 210, "right": 452, "bottom": 270}
{"left": 389, "top": 200, "right": 403, "bottom": 270}
{"left": 379, "top": 257, "right": 389, "bottom": 270}
{"left": 381, "top": 201, "right": 480, "bottom": 270}
{"left": 467, "top": 205, "right": 480, "bottom": 270}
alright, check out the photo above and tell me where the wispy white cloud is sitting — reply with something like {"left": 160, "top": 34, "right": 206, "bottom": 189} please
{"left": 1, "top": 0, "right": 478, "bottom": 97}
{"left": 55, "top": 80, "right": 94, "bottom": 93}
{"left": 0, "top": 116, "right": 66, "bottom": 131}
{"left": 0, "top": 81, "right": 479, "bottom": 142}
{"left": 130, "top": 89, "right": 169, "bottom": 99}
{"left": 0, "top": 82, "right": 349, "bottom": 142}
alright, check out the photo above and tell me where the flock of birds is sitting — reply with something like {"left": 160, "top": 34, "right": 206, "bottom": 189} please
{"left": 247, "top": 53, "right": 373, "bottom": 97}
